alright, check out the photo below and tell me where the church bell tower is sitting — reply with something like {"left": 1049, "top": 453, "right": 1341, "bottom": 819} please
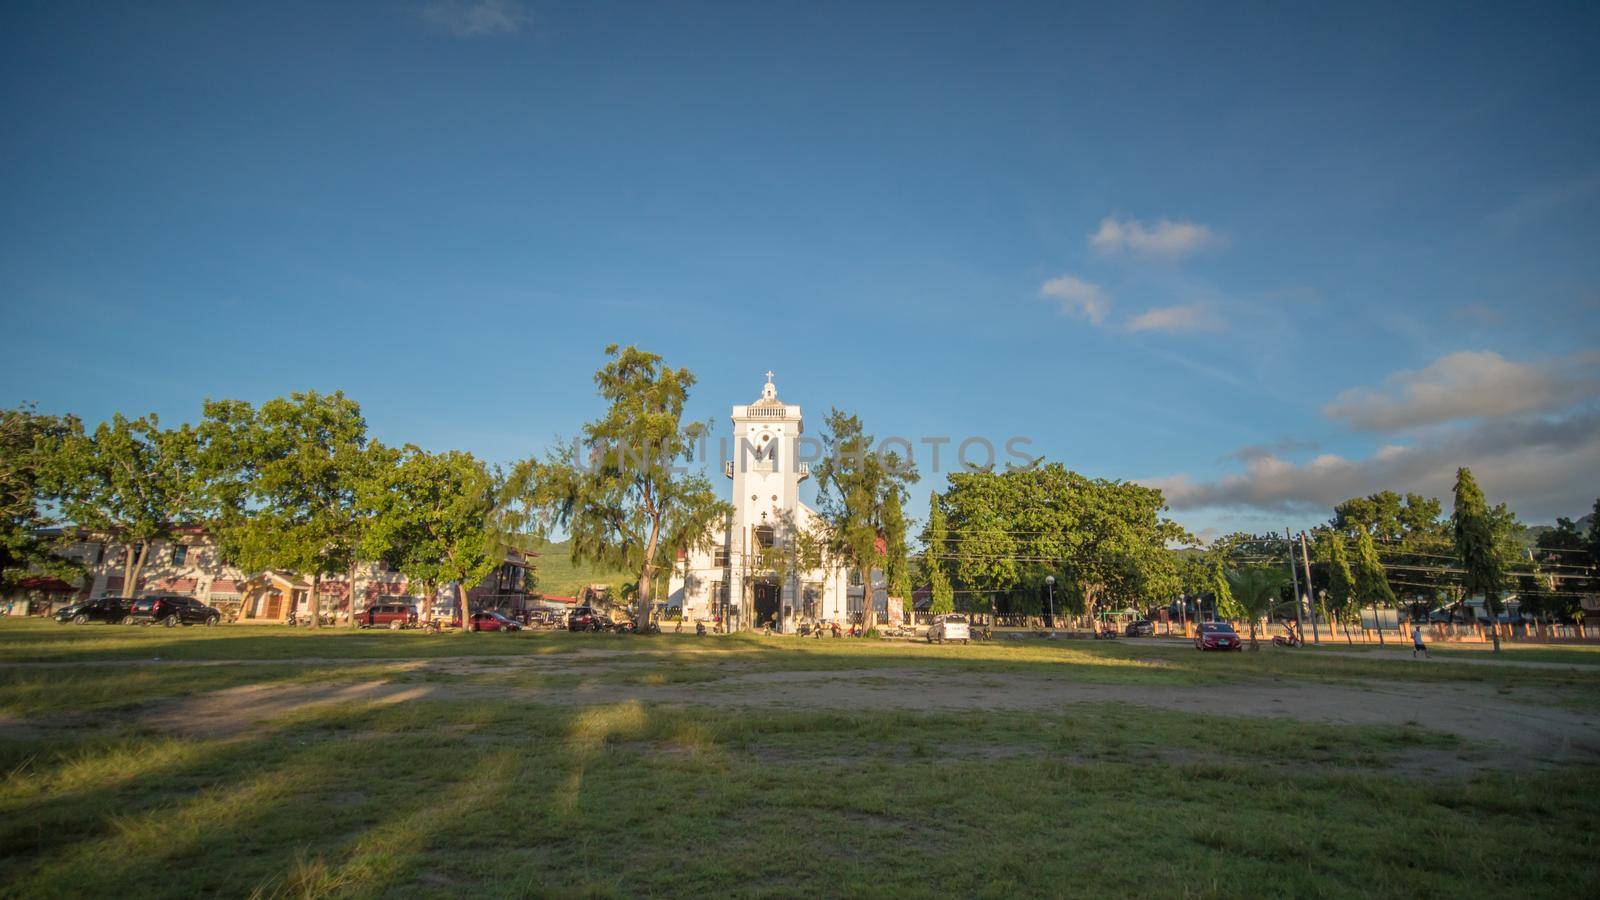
{"left": 725, "top": 372, "right": 807, "bottom": 631}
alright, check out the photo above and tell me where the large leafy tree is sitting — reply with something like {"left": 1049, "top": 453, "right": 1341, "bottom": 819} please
{"left": 1520, "top": 517, "right": 1586, "bottom": 621}
{"left": 811, "top": 409, "right": 917, "bottom": 632}
{"left": 364, "top": 447, "right": 500, "bottom": 631}
{"left": 923, "top": 492, "right": 955, "bottom": 616}
{"left": 531, "top": 346, "right": 728, "bottom": 629}
{"left": 938, "top": 464, "right": 1187, "bottom": 626}
{"left": 202, "top": 392, "right": 372, "bottom": 629}
{"left": 1, "top": 405, "right": 80, "bottom": 592}
{"left": 1452, "top": 467, "right": 1511, "bottom": 651}
{"left": 1333, "top": 491, "right": 1448, "bottom": 605}
{"left": 44, "top": 413, "right": 206, "bottom": 598}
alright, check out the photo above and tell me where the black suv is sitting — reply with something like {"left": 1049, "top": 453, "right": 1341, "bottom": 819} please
{"left": 54, "top": 596, "right": 132, "bottom": 625}
{"left": 129, "top": 595, "right": 222, "bottom": 627}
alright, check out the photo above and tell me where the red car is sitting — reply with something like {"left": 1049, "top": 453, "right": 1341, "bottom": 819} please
{"left": 566, "top": 606, "right": 613, "bottom": 632}
{"left": 1194, "top": 621, "right": 1243, "bottom": 651}
{"left": 360, "top": 603, "right": 418, "bottom": 629}
{"left": 442, "top": 611, "right": 524, "bottom": 632}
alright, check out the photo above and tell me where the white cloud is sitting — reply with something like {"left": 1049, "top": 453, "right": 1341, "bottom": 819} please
{"left": 1039, "top": 275, "right": 1110, "bottom": 325}
{"left": 1323, "top": 350, "right": 1600, "bottom": 431}
{"left": 1123, "top": 303, "right": 1223, "bottom": 334}
{"left": 1143, "top": 410, "right": 1600, "bottom": 521}
{"left": 420, "top": 0, "right": 532, "bottom": 37}
{"left": 1090, "top": 216, "right": 1223, "bottom": 261}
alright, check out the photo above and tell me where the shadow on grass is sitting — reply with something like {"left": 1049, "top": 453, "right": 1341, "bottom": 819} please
{"left": 3, "top": 683, "right": 1597, "bottom": 897}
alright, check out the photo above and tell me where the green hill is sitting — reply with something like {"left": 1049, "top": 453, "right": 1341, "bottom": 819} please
{"left": 523, "top": 538, "right": 638, "bottom": 598}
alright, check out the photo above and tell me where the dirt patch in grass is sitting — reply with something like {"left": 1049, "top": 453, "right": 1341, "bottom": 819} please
{"left": 137, "top": 680, "right": 436, "bottom": 738}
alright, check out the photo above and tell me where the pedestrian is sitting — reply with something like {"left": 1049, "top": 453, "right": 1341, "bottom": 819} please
{"left": 1412, "top": 622, "right": 1429, "bottom": 659}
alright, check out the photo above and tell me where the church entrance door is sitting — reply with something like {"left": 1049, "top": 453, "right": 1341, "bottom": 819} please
{"left": 753, "top": 582, "right": 780, "bottom": 630}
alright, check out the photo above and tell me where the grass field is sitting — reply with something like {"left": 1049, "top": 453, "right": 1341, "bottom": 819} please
{"left": 3, "top": 619, "right": 1598, "bottom": 897}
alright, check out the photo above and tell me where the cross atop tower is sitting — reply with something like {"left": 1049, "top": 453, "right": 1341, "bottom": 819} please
{"left": 765, "top": 370, "right": 775, "bottom": 384}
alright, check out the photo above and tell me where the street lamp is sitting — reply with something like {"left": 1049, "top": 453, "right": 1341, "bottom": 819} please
{"left": 1045, "top": 575, "right": 1056, "bottom": 632}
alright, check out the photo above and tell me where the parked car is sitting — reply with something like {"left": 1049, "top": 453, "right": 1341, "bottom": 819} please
{"left": 926, "top": 614, "right": 971, "bottom": 644}
{"left": 467, "top": 608, "right": 524, "bottom": 630}
{"left": 567, "top": 606, "right": 613, "bottom": 632}
{"left": 443, "top": 610, "right": 524, "bottom": 632}
{"left": 1194, "top": 621, "right": 1242, "bottom": 651}
{"left": 359, "top": 603, "right": 419, "bottom": 630}
{"left": 55, "top": 596, "right": 132, "bottom": 625}
{"left": 129, "top": 595, "right": 222, "bottom": 627}
{"left": 1124, "top": 619, "right": 1154, "bottom": 637}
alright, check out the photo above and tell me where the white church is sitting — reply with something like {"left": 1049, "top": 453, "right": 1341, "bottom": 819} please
{"left": 666, "top": 373, "right": 896, "bottom": 633}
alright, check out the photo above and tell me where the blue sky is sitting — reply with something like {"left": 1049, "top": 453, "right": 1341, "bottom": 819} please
{"left": 3, "top": 0, "right": 1598, "bottom": 538}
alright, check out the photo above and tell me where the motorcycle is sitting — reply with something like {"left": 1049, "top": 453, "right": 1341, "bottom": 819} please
{"left": 1272, "top": 631, "right": 1302, "bottom": 648}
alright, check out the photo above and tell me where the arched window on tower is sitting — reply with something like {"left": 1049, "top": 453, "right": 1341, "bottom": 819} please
{"left": 754, "top": 525, "right": 775, "bottom": 550}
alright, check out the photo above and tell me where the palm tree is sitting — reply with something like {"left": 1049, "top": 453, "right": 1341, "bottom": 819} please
{"left": 1225, "top": 566, "right": 1290, "bottom": 651}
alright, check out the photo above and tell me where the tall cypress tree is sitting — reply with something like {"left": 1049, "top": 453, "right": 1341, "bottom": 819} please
{"left": 1318, "top": 531, "right": 1358, "bottom": 644}
{"left": 1353, "top": 527, "right": 1395, "bottom": 643}
{"left": 883, "top": 489, "right": 913, "bottom": 619}
{"left": 1453, "top": 467, "right": 1507, "bottom": 651}
{"left": 925, "top": 492, "right": 955, "bottom": 616}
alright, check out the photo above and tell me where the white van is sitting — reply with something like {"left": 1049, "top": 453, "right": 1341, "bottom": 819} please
{"left": 926, "top": 614, "right": 970, "bottom": 644}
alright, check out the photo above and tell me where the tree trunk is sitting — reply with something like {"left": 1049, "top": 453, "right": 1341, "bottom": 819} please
{"left": 1249, "top": 620, "right": 1259, "bottom": 651}
{"left": 347, "top": 559, "right": 360, "bottom": 629}
{"left": 638, "top": 517, "right": 663, "bottom": 630}
{"left": 1372, "top": 604, "right": 1383, "bottom": 645}
{"left": 1343, "top": 612, "right": 1354, "bottom": 645}
{"left": 458, "top": 582, "right": 472, "bottom": 634}
{"left": 858, "top": 563, "right": 876, "bottom": 633}
{"left": 123, "top": 542, "right": 150, "bottom": 599}
{"left": 308, "top": 573, "right": 320, "bottom": 629}
{"left": 122, "top": 546, "right": 136, "bottom": 598}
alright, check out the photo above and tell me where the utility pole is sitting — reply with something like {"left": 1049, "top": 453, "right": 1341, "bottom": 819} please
{"left": 1299, "top": 531, "right": 1319, "bottom": 644}
{"left": 1284, "top": 529, "right": 1302, "bottom": 644}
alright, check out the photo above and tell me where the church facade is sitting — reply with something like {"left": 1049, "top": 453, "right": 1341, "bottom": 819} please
{"left": 666, "top": 374, "right": 894, "bottom": 633}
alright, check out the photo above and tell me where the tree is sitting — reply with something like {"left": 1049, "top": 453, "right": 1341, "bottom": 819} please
{"left": 364, "top": 448, "right": 499, "bottom": 632}
{"left": 1209, "top": 557, "right": 1239, "bottom": 620}
{"left": 45, "top": 413, "right": 206, "bottom": 600}
{"left": 882, "top": 488, "right": 914, "bottom": 618}
{"left": 1316, "top": 530, "right": 1357, "bottom": 644}
{"left": 1352, "top": 527, "right": 1396, "bottom": 644}
{"left": 1333, "top": 491, "right": 1448, "bottom": 606}
{"left": 1520, "top": 517, "right": 1586, "bottom": 621}
{"left": 811, "top": 410, "right": 917, "bottom": 633}
{"left": 531, "top": 346, "right": 729, "bottom": 630}
{"left": 202, "top": 392, "right": 371, "bottom": 629}
{"left": 923, "top": 492, "right": 955, "bottom": 616}
{"left": 1453, "top": 467, "right": 1510, "bottom": 651}
{"left": 1589, "top": 499, "right": 1600, "bottom": 583}
{"left": 1, "top": 405, "right": 79, "bottom": 593}
{"left": 1225, "top": 566, "right": 1288, "bottom": 650}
